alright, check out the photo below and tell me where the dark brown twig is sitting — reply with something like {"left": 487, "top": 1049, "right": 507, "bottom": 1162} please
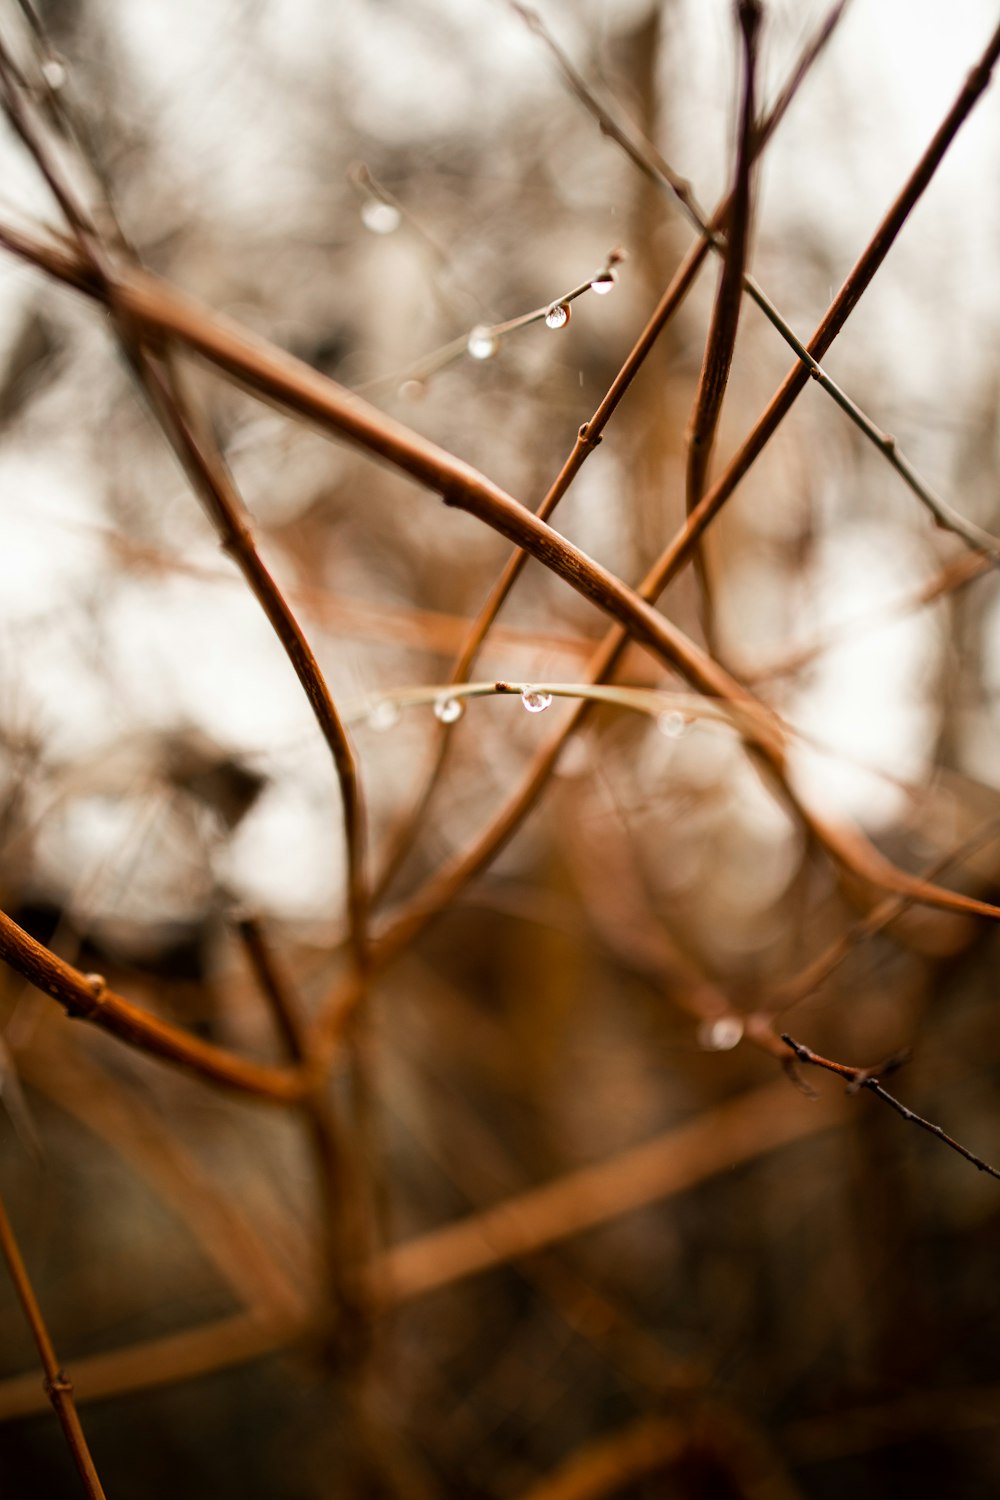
{"left": 781, "top": 1034, "right": 1000, "bottom": 1180}
{"left": 685, "top": 0, "right": 761, "bottom": 634}
{"left": 0, "top": 1189, "right": 107, "bottom": 1499}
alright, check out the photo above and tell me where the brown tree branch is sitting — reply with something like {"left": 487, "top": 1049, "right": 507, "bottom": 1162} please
{"left": 0, "top": 1189, "right": 108, "bottom": 1498}
{"left": 0, "top": 906, "right": 307, "bottom": 1100}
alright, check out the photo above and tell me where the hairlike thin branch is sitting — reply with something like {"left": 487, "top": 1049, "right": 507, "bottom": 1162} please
{"left": 781, "top": 1034, "right": 1000, "bottom": 1180}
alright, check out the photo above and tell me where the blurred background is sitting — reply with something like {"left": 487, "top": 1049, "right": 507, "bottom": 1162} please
{"left": 1, "top": 0, "right": 999, "bottom": 1495}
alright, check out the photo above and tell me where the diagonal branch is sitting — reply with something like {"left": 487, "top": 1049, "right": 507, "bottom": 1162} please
{"left": 781, "top": 1034, "right": 1000, "bottom": 1180}
{"left": 0, "top": 1189, "right": 108, "bottom": 1499}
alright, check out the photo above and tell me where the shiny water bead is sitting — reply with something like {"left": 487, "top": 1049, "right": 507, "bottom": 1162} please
{"left": 367, "top": 700, "right": 400, "bottom": 732}
{"left": 41, "top": 58, "right": 66, "bottom": 90}
{"left": 697, "top": 1015, "right": 744, "bottom": 1052}
{"left": 520, "top": 687, "right": 552, "bottom": 714}
{"left": 590, "top": 270, "right": 617, "bottom": 295}
{"left": 361, "top": 199, "right": 401, "bottom": 235}
{"left": 657, "top": 709, "right": 688, "bottom": 739}
{"left": 433, "top": 695, "right": 464, "bottom": 724}
{"left": 467, "top": 325, "right": 498, "bottom": 360}
{"left": 544, "top": 302, "right": 570, "bottom": 330}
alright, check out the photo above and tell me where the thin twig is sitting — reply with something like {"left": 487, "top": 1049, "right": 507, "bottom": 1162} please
{"left": 0, "top": 1189, "right": 107, "bottom": 1499}
{"left": 781, "top": 1034, "right": 1000, "bottom": 1180}
{"left": 514, "top": 2, "right": 1000, "bottom": 565}
{"left": 685, "top": 0, "right": 762, "bottom": 633}
{"left": 133, "top": 350, "right": 369, "bottom": 973}
{"left": 652, "top": 13, "right": 1000, "bottom": 588}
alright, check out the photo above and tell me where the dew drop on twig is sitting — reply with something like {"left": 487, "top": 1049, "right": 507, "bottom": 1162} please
{"left": 657, "top": 709, "right": 688, "bottom": 739}
{"left": 590, "top": 271, "right": 617, "bottom": 295}
{"left": 467, "top": 325, "right": 498, "bottom": 360}
{"left": 520, "top": 687, "right": 552, "bottom": 714}
{"left": 367, "top": 700, "right": 400, "bottom": 732}
{"left": 697, "top": 1016, "right": 744, "bottom": 1051}
{"left": 433, "top": 695, "right": 464, "bottom": 724}
{"left": 41, "top": 58, "right": 66, "bottom": 91}
{"left": 544, "top": 303, "right": 570, "bottom": 330}
{"left": 361, "top": 200, "right": 401, "bottom": 235}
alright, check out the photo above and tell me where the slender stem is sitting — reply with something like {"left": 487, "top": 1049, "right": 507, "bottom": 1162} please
{"left": 653, "top": 13, "right": 1000, "bottom": 589}
{"left": 133, "top": 349, "right": 369, "bottom": 974}
{"left": 781, "top": 1035, "right": 1000, "bottom": 1181}
{"left": 0, "top": 1190, "right": 108, "bottom": 1499}
{"left": 684, "top": 0, "right": 761, "bottom": 632}
{"left": 516, "top": 0, "right": 1000, "bottom": 565}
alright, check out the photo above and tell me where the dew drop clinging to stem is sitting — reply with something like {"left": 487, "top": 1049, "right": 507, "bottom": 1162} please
{"left": 657, "top": 709, "right": 688, "bottom": 739}
{"left": 520, "top": 687, "right": 553, "bottom": 714}
{"left": 361, "top": 199, "right": 401, "bottom": 234}
{"left": 367, "top": 700, "right": 400, "bottom": 732}
{"left": 544, "top": 303, "right": 570, "bottom": 330}
{"left": 467, "top": 325, "right": 498, "bottom": 360}
{"left": 434, "top": 695, "right": 464, "bottom": 724}
{"left": 697, "top": 1016, "right": 744, "bottom": 1052}
{"left": 590, "top": 270, "right": 617, "bottom": 295}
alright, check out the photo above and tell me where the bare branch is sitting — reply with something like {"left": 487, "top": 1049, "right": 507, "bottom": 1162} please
{"left": 781, "top": 1034, "right": 1000, "bottom": 1181}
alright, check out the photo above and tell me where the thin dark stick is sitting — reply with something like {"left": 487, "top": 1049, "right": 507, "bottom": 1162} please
{"left": 0, "top": 1190, "right": 108, "bottom": 1499}
{"left": 685, "top": 0, "right": 761, "bottom": 634}
{"left": 781, "top": 1034, "right": 1000, "bottom": 1181}
{"left": 653, "top": 14, "right": 1000, "bottom": 590}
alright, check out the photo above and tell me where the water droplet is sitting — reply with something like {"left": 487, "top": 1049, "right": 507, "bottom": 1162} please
{"left": 367, "top": 700, "right": 400, "bottom": 732}
{"left": 697, "top": 1016, "right": 744, "bottom": 1052}
{"left": 433, "top": 695, "right": 464, "bottom": 724}
{"left": 657, "top": 709, "right": 688, "bottom": 739}
{"left": 590, "top": 271, "right": 617, "bottom": 295}
{"left": 361, "top": 199, "right": 401, "bottom": 235}
{"left": 520, "top": 687, "right": 552, "bottom": 714}
{"left": 545, "top": 302, "right": 570, "bottom": 330}
{"left": 398, "top": 379, "right": 426, "bottom": 402}
{"left": 41, "top": 58, "right": 66, "bottom": 91}
{"left": 467, "top": 325, "right": 498, "bottom": 360}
